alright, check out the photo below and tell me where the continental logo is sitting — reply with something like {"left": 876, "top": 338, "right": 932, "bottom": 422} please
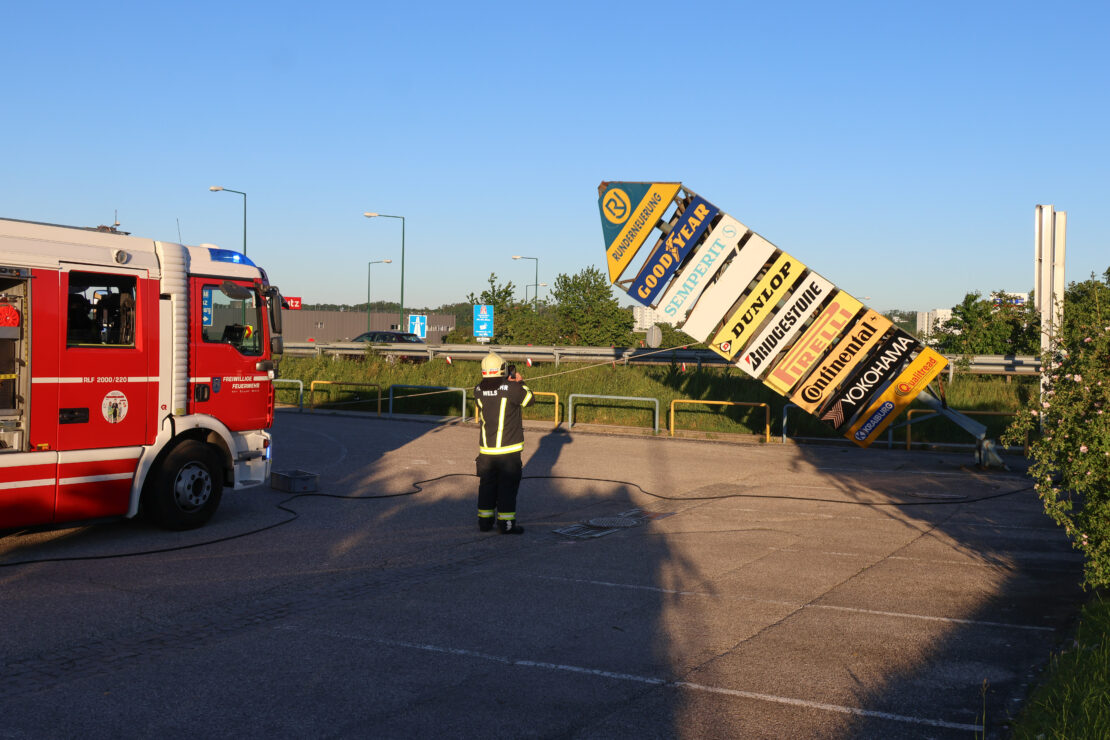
{"left": 845, "top": 348, "right": 948, "bottom": 448}
{"left": 853, "top": 402, "right": 895, "bottom": 442}
{"left": 764, "top": 291, "right": 863, "bottom": 395}
{"left": 630, "top": 196, "right": 719, "bottom": 305}
{"left": 601, "top": 182, "right": 681, "bottom": 282}
{"left": 816, "top": 332, "right": 918, "bottom": 431}
{"left": 710, "top": 252, "right": 805, "bottom": 360}
{"left": 659, "top": 216, "right": 746, "bottom": 319}
{"left": 789, "top": 310, "right": 892, "bottom": 413}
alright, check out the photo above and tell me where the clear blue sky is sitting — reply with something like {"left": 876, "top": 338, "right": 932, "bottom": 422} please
{"left": 4, "top": 1, "right": 1107, "bottom": 314}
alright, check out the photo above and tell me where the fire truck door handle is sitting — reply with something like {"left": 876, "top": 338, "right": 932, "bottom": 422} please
{"left": 194, "top": 384, "right": 211, "bottom": 402}
{"left": 60, "top": 408, "right": 90, "bottom": 424}
{"left": 255, "top": 360, "right": 274, "bottom": 372}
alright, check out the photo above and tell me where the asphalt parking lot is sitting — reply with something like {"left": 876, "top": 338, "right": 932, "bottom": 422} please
{"left": 0, "top": 411, "right": 1087, "bottom": 739}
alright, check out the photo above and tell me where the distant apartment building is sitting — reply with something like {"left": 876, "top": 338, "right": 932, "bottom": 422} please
{"left": 916, "top": 309, "right": 952, "bottom": 337}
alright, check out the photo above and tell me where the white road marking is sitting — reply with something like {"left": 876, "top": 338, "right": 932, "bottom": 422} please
{"left": 276, "top": 625, "right": 982, "bottom": 733}
{"left": 536, "top": 575, "right": 1053, "bottom": 632}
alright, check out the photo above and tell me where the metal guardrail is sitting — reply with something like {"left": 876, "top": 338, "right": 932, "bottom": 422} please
{"left": 272, "top": 378, "right": 304, "bottom": 411}
{"left": 905, "top": 408, "right": 1028, "bottom": 454}
{"left": 568, "top": 394, "right": 659, "bottom": 434}
{"left": 670, "top": 400, "right": 770, "bottom": 442}
{"left": 282, "top": 342, "right": 1041, "bottom": 376}
{"left": 389, "top": 385, "right": 467, "bottom": 422}
{"left": 309, "top": 381, "right": 382, "bottom": 414}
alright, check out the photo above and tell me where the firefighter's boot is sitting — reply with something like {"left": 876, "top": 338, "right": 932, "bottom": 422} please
{"left": 498, "top": 519, "right": 524, "bottom": 535}
{"left": 478, "top": 510, "right": 495, "bottom": 532}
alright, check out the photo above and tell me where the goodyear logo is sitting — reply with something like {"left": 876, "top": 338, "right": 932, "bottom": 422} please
{"left": 629, "top": 196, "right": 719, "bottom": 306}
{"left": 854, "top": 401, "right": 895, "bottom": 441}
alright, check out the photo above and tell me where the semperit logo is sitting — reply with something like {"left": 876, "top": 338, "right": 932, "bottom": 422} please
{"left": 603, "top": 188, "right": 632, "bottom": 225}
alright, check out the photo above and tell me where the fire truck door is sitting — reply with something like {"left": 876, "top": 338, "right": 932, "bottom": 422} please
{"left": 189, "top": 278, "right": 271, "bottom": 430}
{"left": 54, "top": 268, "right": 150, "bottom": 520}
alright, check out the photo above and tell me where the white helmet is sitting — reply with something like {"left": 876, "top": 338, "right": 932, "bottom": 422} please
{"left": 481, "top": 352, "right": 508, "bottom": 378}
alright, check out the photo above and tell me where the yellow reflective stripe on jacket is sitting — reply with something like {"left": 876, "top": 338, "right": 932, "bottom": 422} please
{"left": 496, "top": 398, "right": 507, "bottom": 449}
{"left": 479, "top": 442, "right": 524, "bottom": 455}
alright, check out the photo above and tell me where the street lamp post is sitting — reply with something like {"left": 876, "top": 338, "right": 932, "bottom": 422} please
{"left": 512, "top": 255, "right": 539, "bottom": 310}
{"left": 367, "top": 259, "right": 393, "bottom": 331}
{"left": 525, "top": 282, "right": 548, "bottom": 304}
{"left": 365, "top": 212, "right": 405, "bottom": 330}
{"left": 209, "top": 186, "right": 247, "bottom": 256}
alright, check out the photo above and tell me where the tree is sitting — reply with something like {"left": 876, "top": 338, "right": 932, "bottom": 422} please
{"left": 1005, "top": 267, "right": 1110, "bottom": 589}
{"left": 550, "top": 266, "right": 635, "bottom": 346}
{"left": 929, "top": 290, "right": 1040, "bottom": 355}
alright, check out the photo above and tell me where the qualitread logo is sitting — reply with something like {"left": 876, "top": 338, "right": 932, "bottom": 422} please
{"left": 854, "top": 401, "right": 895, "bottom": 441}
{"left": 600, "top": 182, "right": 682, "bottom": 283}
{"left": 629, "top": 196, "right": 719, "bottom": 306}
{"left": 895, "top": 354, "right": 940, "bottom": 396}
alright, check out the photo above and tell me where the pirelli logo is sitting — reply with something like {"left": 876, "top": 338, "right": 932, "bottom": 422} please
{"left": 764, "top": 291, "right": 863, "bottom": 395}
{"left": 789, "top": 309, "right": 893, "bottom": 413}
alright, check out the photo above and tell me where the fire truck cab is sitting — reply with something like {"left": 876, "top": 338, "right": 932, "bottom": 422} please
{"left": 0, "top": 218, "right": 283, "bottom": 531}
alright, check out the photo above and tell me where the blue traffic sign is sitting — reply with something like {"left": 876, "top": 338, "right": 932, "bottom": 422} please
{"left": 473, "top": 304, "right": 494, "bottom": 339}
{"left": 408, "top": 314, "right": 427, "bottom": 339}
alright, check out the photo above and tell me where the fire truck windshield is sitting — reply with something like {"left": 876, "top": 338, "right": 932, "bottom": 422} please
{"left": 202, "top": 284, "right": 264, "bottom": 356}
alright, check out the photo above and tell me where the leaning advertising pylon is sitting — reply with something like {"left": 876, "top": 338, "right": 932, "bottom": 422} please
{"left": 598, "top": 181, "right": 1003, "bottom": 463}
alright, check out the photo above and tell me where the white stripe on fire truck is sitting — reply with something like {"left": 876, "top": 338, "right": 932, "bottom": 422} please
{"left": 0, "top": 478, "right": 56, "bottom": 490}
{"left": 31, "top": 377, "right": 160, "bottom": 384}
{"left": 59, "top": 473, "right": 135, "bottom": 486}
{"left": 59, "top": 447, "right": 143, "bottom": 463}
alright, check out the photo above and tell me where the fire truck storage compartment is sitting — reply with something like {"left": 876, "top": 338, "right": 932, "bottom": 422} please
{"left": 0, "top": 267, "right": 29, "bottom": 452}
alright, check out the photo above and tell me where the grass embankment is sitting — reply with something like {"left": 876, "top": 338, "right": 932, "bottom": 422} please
{"left": 275, "top": 351, "right": 1037, "bottom": 445}
{"left": 1011, "top": 594, "right": 1110, "bottom": 739}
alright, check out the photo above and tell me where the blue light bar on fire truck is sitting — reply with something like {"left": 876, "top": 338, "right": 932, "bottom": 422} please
{"left": 207, "top": 248, "right": 257, "bottom": 267}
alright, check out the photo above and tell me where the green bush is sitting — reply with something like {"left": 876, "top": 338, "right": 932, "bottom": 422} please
{"left": 1005, "top": 322, "right": 1110, "bottom": 589}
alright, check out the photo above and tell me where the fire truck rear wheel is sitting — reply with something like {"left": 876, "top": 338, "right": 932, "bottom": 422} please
{"left": 147, "top": 440, "right": 225, "bottom": 530}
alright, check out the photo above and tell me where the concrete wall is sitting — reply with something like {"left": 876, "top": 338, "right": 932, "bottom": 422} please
{"left": 280, "top": 310, "right": 456, "bottom": 343}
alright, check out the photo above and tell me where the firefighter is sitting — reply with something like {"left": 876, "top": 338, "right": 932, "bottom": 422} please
{"left": 475, "top": 352, "right": 533, "bottom": 534}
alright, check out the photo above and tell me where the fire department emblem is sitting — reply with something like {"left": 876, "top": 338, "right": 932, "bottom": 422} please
{"left": 102, "top": 390, "right": 129, "bottom": 424}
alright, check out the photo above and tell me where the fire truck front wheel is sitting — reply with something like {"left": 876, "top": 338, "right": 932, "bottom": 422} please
{"left": 146, "top": 440, "right": 225, "bottom": 530}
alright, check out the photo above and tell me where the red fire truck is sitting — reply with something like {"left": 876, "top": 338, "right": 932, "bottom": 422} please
{"left": 0, "top": 217, "right": 284, "bottom": 531}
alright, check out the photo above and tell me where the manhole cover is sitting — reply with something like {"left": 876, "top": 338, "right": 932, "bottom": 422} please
{"left": 586, "top": 517, "right": 640, "bottom": 528}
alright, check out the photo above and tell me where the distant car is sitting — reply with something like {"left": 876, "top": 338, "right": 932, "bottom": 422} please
{"left": 352, "top": 331, "right": 427, "bottom": 363}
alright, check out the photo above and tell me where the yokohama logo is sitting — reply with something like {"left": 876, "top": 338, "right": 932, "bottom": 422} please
{"left": 822, "top": 401, "right": 846, "bottom": 427}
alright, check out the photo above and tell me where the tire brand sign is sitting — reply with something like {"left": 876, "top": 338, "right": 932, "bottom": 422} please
{"left": 597, "top": 181, "right": 947, "bottom": 448}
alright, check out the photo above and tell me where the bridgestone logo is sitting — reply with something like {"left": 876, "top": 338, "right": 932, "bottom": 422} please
{"left": 743, "top": 280, "right": 824, "bottom": 372}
